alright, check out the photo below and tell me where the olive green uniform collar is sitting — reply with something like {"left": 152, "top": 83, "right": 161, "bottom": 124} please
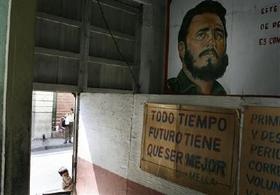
{"left": 167, "top": 70, "right": 226, "bottom": 95}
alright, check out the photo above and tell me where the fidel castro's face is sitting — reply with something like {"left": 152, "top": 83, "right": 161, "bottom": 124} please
{"left": 185, "top": 13, "right": 226, "bottom": 69}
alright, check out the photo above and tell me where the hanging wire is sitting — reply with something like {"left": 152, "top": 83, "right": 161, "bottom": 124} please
{"left": 96, "top": 0, "right": 141, "bottom": 93}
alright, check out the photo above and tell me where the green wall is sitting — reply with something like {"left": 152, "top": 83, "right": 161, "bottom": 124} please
{"left": 0, "top": 0, "right": 11, "bottom": 193}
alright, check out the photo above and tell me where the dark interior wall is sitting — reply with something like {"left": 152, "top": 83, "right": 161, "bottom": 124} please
{"left": 33, "top": 0, "right": 169, "bottom": 94}
{"left": 3, "top": 0, "right": 36, "bottom": 194}
{"left": 37, "top": 0, "right": 82, "bottom": 21}
{"left": 34, "top": 0, "right": 144, "bottom": 91}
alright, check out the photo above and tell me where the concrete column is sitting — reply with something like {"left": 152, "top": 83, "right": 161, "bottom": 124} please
{"left": 1, "top": 0, "right": 36, "bottom": 194}
{"left": 138, "top": 0, "right": 167, "bottom": 94}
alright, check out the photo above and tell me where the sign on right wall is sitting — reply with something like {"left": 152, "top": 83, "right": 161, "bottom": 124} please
{"left": 240, "top": 106, "right": 280, "bottom": 194}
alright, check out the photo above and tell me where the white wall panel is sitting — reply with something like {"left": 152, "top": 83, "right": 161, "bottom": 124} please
{"left": 78, "top": 93, "right": 242, "bottom": 194}
{"left": 79, "top": 93, "right": 133, "bottom": 178}
{"left": 78, "top": 92, "right": 280, "bottom": 194}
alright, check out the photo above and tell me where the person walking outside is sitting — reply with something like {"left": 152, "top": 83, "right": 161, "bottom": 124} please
{"left": 64, "top": 108, "right": 74, "bottom": 144}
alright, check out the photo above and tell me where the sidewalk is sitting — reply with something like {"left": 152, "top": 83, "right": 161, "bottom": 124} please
{"left": 31, "top": 138, "right": 73, "bottom": 152}
{"left": 30, "top": 147, "right": 73, "bottom": 195}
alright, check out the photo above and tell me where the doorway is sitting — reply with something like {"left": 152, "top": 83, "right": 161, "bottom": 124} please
{"left": 29, "top": 91, "right": 76, "bottom": 195}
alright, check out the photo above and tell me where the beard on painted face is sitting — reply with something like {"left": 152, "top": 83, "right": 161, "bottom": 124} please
{"left": 184, "top": 47, "right": 229, "bottom": 81}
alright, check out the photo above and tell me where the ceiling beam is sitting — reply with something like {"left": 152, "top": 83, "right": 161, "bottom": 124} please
{"left": 131, "top": 0, "right": 151, "bottom": 5}
{"left": 92, "top": 0, "right": 140, "bottom": 16}
{"left": 33, "top": 82, "right": 79, "bottom": 92}
{"left": 90, "top": 26, "right": 135, "bottom": 42}
{"left": 35, "top": 47, "right": 134, "bottom": 68}
{"left": 88, "top": 56, "right": 134, "bottom": 68}
{"left": 37, "top": 12, "right": 135, "bottom": 41}
{"left": 37, "top": 12, "right": 80, "bottom": 28}
{"left": 33, "top": 82, "right": 133, "bottom": 93}
{"left": 87, "top": 87, "right": 133, "bottom": 93}
{"left": 35, "top": 47, "right": 80, "bottom": 59}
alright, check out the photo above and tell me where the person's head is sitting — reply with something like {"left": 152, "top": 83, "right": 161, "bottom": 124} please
{"left": 58, "top": 167, "right": 69, "bottom": 177}
{"left": 178, "top": 0, "right": 228, "bottom": 81}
